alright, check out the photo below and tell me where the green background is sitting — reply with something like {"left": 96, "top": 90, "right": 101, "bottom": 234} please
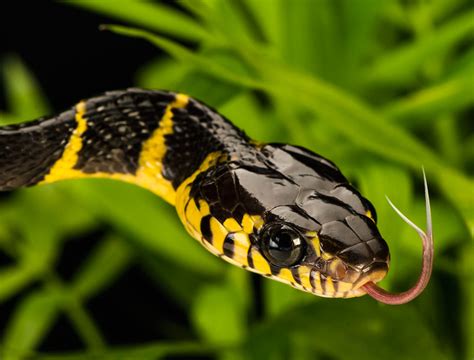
{"left": 0, "top": 0, "right": 472, "bottom": 359}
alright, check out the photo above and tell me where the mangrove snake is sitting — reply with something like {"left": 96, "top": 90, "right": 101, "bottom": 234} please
{"left": 0, "top": 89, "right": 433, "bottom": 304}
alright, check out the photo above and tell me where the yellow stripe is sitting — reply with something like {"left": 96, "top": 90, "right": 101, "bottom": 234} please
{"left": 41, "top": 101, "right": 88, "bottom": 183}
{"left": 250, "top": 215, "right": 264, "bottom": 231}
{"left": 298, "top": 267, "right": 313, "bottom": 290}
{"left": 228, "top": 232, "right": 250, "bottom": 266}
{"left": 335, "top": 281, "right": 353, "bottom": 293}
{"left": 175, "top": 151, "right": 223, "bottom": 241}
{"left": 249, "top": 247, "right": 271, "bottom": 275}
{"left": 209, "top": 217, "right": 228, "bottom": 253}
{"left": 241, "top": 214, "right": 264, "bottom": 234}
{"left": 41, "top": 94, "right": 190, "bottom": 205}
{"left": 183, "top": 198, "right": 202, "bottom": 238}
{"left": 311, "top": 270, "right": 322, "bottom": 293}
{"left": 325, "top": 276, "right": 335, "bottom": 295}
{"left": 366, "top": 209, "right": 375, "bottom": 223}
{"left": 198, "top": 200, "right": 211, "bottom": 216}
{"left": 308, "top": 233, "right": 321, "bottom": 257}
{"left": 223, "top": 218, "right": 242, "bottom": 232}
{"left": 241, "top": 214, "right": 254, "bottom": 234}
{"left": 278, "top": 268, "right": 295, "bottom": 284}
{"left": 134, "top": 93, "right": 189, "bottom": 204}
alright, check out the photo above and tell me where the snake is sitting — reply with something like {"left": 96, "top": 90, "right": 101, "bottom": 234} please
{"left": 0, "top": 88, "right": 433, "bottom": 304}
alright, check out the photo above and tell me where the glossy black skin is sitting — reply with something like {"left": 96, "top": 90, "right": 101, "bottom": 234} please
{"left": 0, "top": 89, "right": 247, "bottom": 190}
{"left": 0, "top": 112, "right": 75, "bottom": 189}
{"left": 0, "top": 88, "right": 390, "bottom": 284}
{"left": 191, "top": 142, "right": 390, "bottom": 278}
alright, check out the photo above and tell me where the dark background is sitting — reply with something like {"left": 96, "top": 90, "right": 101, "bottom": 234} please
{"left": 0, "top": 2, "right": 160, "bottom": 109}
{"left": 0, "top": 2, "right": 195, "bottom": 352}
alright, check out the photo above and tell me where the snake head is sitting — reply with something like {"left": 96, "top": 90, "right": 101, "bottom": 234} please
{"left": 176, "top": 144, "right": 390, "bottom": 298}
{"left": 250, "top": 144, "right": 390, "bottom": 297}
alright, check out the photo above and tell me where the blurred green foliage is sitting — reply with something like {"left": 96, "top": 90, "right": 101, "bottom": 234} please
{"left": 0, "top": 0, "right": 473, "bottom": 359}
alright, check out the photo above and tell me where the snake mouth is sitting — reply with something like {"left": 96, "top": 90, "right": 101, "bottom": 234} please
{"left": 352, "top": 264, "right": 389, "bottom": 291}
{"left": 303, "top": 256, "right": 388, "bottom": 298}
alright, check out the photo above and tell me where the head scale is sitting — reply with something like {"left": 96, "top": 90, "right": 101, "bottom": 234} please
{"left": 176, "top": 143, "right": 390, "bottom": 298}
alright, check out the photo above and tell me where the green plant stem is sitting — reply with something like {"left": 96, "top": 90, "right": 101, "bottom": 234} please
{"left": 44, "top": 272, "right": 106, "bottom": 351}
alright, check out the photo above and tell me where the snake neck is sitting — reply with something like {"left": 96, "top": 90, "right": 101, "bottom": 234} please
{"left": 0, "top": 89, "right": 252, "bottom": 205}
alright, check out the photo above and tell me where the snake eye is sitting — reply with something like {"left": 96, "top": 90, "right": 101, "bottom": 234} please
{"left": 261, "top": 224, "right": 305, "bottom": 267}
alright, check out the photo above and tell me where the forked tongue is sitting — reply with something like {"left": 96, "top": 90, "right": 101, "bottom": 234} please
{"left": 363, "top": 169, "right": 433, "bottom": 305}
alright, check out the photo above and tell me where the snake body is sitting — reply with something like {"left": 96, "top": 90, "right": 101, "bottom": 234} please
{"left": 0, "top": 88, "right": 390, "bottom": 298}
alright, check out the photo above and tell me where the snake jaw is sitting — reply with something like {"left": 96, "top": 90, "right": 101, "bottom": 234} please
{"left": 362, "top": 169, "right": 434, "bottom": 305}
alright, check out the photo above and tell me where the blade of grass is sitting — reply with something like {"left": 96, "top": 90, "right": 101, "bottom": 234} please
{"left": 104, "top": 25, "right": 474, "bottom": 234}
{"left": 205, "top": 0, "right": 261, "bottom": 46}
{"left": 30, "top": 342, "right": 223, "bottom": 360}
{"left": 1, "top": 291, "right": 61, "bottom": 360}
{"left": 240, "top": 49, "right": 474, "bottom": 235}
{"left": 280, "top": 0, "right": 342, "bottom": 81}
{"left": 0, "top": 112, "right": 22, "bottom": 125}
{"left": 2, "top": 55, "right": 49, "bottom": 120}
{"left": 67, "top": 0, "right": 213, "bottom": 42}
{"left": 192, "top": 284, "right": 245, "bottom": 346}
{"left": 101, "top": 25, "right": 258, "bottom": 88}
{"left": 382, "top": 68, "right": 474, "bottom": 125}
{"left": 59, "top": 180, "right": 224, "bottom": 276}
{"left": 246, "top": 300, "right": 450, "bottom": 360}
{"left": 241, "top": 0, "right": 283, "bottom": 50}
{"left": 57, "top": 294, "right": 105, "bottom": 351}
{"left": 264, "top": 280, "right": 314, "bottom": 318}
{"left": 219, "top": 92, "right": 270, "bottom": 141}
{"left": 0, "top": 266, "right": 38, "bottom": 302}
{"left": 434, "top": 115, "right": 463, "bottom": 167}
{"left": 340, "top": 0, "right": 387, "bottom": 70}
{"left": 135, "top": 58, "right": 191, "bottom": 89}
{"left": 41, "top": 270, "right": 107, "bottom": 351}
{"left": 363, "top": 10, "right": 474, "bottom": 86}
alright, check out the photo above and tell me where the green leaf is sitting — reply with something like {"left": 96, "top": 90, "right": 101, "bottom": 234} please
{"left": 192, "top": 284, "right": 245, "bottom": 346}
{"left": 280, "top": 0, "right": 342, "bottom": 81}
{"left": 264, "top": 280, "right": 315, "bottom": 318}
{"left": 2, "top": 291, "right": 61, "bottom": 360}
{"left": 363, "top": 10, "right": 474, "bottom": 87}
{"left": 383, "top": 67, "right": 474, "bottom": 125}
{"left": 0, "top": 112, "right": 21, "bottom": 125}
{"left": 103, "top": 25, "right": 258, "bottom": 88}
{"left": 59, "top": 180, "right": 223, "bottom": 276}
{"left": 219, "top": 93, "right": 270, "bottom": 141}
{"left": 67, "top": 0, "right": 212, "bottom": 42}
{"left": 14, "top": 186, "right": 97, "bottom": 240}
{"left": 2, "top": 55, "right": 49, "bottom": 119}
{"left": 245, "top": 299, "right": 451, "bottom": 360}
{"left": 0, "top": 266, "right": 37, "bottom": 302}
{"left": 135, "top": 58, "right": 191, "bottom": 89}
{"left": 339, "top": 0, "right": 387, "bottom": 70}
{"left": 205, "top": 0, "right": 261, "bottom": 47}
{"left": 242, "top": 0, "right": 282, "bottom": 50}
{"left": 226, "top": 266, "right": 252, "bottom": 321}
{"left": 106, "top": 24, "right": 474, "bottom": 234}
{"left": 173, "top": 47, "right": 248, "bottom": 106}
{"left": 26, "top": 342, "right": 220, "bottom": 360}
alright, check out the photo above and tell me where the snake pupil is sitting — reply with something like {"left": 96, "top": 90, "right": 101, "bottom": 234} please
{"left": 261, "top": 224, "right": 305, "bottom": 267}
